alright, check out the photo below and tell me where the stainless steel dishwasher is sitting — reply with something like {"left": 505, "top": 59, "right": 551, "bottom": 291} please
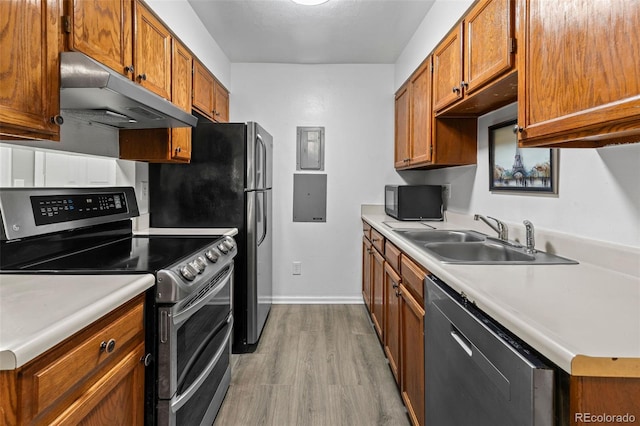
{"left": 424, "top": 275, "right": 554, "bottom": 426}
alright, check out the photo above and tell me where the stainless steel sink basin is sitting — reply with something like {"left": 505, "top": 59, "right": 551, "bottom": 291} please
{"left": 423, "top": 241, "right": 578, "bottom": 265}
{"left": 393, "top": 228, "right": 577, "bottom": 265}
{"left": 393, "top": 229, "right": 487, "bottom": 244}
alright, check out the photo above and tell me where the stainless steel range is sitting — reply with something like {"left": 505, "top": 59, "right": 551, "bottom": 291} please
{"left": 0, "top": 187, "right": 236, "bottom": 426}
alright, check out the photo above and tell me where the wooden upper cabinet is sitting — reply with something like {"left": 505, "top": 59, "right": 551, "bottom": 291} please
{"left": 518, "top": 0, "right": 640, "bottom": 147}
{"left": 170, "top": 39, "right": 192, "bottom": 161}
{"left": 193, "top": 60, "right": 229, "bottom": 122}
{"left": 66, "top": 0, "right": 134, "bottom": 77}
{"left": 409, "top": 57, "right": 433, "bottom": 166}
{"left": 134, "top": 1, "right": 172, "bottom": 99}
{"left": 464, "top": 0, "right": 515, "bottom": 95}
{"left": 0, "top": 0, "right": 62, "bottom": 142}
{"left": 433, "top": 0, "right": 516, "bottom": 116}
{"left": 394, "top": 83, "right": 411, "bottom": 168}
{"left": 214, "top": 79, "right": 230, "bottom": 122}
{"left": 433, "top": 24, "right": 463, "bottom": 112}
{"left": 193, "top": 60, "right": 216, "bottom": 119}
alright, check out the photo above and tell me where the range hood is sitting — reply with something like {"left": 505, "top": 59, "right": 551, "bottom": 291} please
{"left": 60, "top": 52, "right": 197, "bottom": 129}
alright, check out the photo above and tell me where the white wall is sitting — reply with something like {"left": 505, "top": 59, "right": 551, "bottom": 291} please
{"left": 230, "top": 63, "right": 403, "bottom": 303}
{"left": 145, "top": 0, "right": 231, "bottom": 88}
{"left": 394, "top": 0, "right": 474, "bottom": 90}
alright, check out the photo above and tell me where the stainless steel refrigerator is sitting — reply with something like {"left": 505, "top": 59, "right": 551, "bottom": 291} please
{"left": 149, "top": 115, "right": 273, "bottom": 353}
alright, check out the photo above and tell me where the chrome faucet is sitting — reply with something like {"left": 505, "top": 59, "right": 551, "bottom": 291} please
{"left": 523, "top": 220, "right": 536, "bottom": 253}
{"left": 474, "top": 214, "right": 508, "bottom": 241}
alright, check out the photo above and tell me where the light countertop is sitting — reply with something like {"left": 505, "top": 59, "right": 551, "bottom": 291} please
{"left": 362, "top": 206, "right": 640, "bottom": 376}
{"left": 0, "top": 274, "right": 155, "bottom": 370}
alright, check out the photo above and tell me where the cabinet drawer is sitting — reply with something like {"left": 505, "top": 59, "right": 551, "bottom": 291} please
{"left": 370, "top": 229, "right": 385, "bottom": 253}
{"left": 28, "top": 299, "right": 144, "bottom": 415}
{"left": 401, "top": 255, "right": 428, "bottom": 306}
{"left": 362, "top": 220, "right": 372, "bottom": 240}
{"left": 385, "top": 240, "right": 402, "bottom": 273}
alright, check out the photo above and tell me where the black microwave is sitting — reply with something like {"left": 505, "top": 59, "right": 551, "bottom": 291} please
{"left": 385, "top": 185, "right": 443, "bottom": 221}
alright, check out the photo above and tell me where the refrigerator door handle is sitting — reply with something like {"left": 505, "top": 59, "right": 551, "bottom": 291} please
{"left": 257, "top": 191, "right": 267, "bottom": 247}
{"left": 256, "top": 133, "right": 267, "bottom": 189}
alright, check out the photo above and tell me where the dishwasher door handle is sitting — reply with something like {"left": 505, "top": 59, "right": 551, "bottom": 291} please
{"left": 451, "top": 327, "right": 473, "bottom": 356}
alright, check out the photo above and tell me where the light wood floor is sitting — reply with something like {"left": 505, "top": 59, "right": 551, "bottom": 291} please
{"left": 213, "top": 304, "right": 410, "bottom": 426}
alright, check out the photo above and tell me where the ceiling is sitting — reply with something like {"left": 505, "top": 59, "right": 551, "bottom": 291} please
{"left": 187, "top": 0, "right": 436, "bottom": 64}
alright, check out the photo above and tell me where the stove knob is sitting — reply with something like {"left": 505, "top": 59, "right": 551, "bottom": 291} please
{"left": 218, "top": 243, "right": 229, "bottom": 254}
{"left": 189, "top": 260, "right": 205, "bottom": 273}
{"left": 180, "top": 264, "right": 197, "bottom": 281}
{"left": 194, "top": 256, "right": 207, "bottom": 271}
{"left": 205, "top": 249, "right": 219, "bottom": 263}
{"left": 223, "top": 239, "right": 235, "bottom": 250}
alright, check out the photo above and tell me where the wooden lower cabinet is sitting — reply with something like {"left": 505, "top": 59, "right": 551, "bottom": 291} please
{"left": 384, "top": 263, "right": 402, "bottom": 385}
{"left": 570, "top": 376, "right": 640, "bottom": 426}
{"left": 371, "top": 247, "right": 385, "bottom": 340}
{"left": 0, "top": 295, "right": 146, "bottom": 425}
{"left": 362, "top": 236, "right": 373, "bottom": 312}
{"left": 400, "top": 283, "right": 425, "bottom": 426}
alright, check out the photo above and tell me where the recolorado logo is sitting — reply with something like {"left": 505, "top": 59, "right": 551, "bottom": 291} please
{"left": 575, "top": 412, "right": 636, "bottom": 423}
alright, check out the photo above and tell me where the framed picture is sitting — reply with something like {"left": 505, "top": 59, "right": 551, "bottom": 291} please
{"left": 489, "top": 119, "right": 558, "bottom": 193}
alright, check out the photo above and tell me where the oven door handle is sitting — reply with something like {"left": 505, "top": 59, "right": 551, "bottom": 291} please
{"left": 171, "top": 315, "right": 233, "bottom": 412}
{"left": 172, "top": 264, "right": 234, "bottom": 326}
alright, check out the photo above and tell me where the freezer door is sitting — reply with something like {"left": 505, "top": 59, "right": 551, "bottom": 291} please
{"left": 246, "top": 123, "right": 273, "bottom": 191}
{"left": 246, "top": 189, "right": 272, "bottom": 344}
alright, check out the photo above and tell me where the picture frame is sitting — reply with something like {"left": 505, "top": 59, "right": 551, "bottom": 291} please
{"left": 489, "top": 119, "right": 558, "bottom": 194}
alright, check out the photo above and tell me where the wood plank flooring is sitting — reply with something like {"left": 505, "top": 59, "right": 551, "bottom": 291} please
{"left": 213, "top": 304, "right": 410, "bottom": 426}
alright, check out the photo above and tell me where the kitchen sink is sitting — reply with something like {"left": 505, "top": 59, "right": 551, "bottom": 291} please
{"left": 393, "top": 229, "right": 487, "bottom": 244}
{"left": 423, "top": 241, "right": 578, "bottom": 265}
{"left": 393, "top": 229, "right": 577, "bottom": 265}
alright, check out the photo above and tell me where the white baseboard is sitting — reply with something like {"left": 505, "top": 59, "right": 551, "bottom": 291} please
{"left": 272, "top": 296, "right": 364, "bottom": 304}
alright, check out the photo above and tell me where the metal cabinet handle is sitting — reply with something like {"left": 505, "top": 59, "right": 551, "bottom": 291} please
{"left": 137, "top": 73, "right": 147, "bottom": 81}
{"left": 125, "top": 65, "right": 135, "bottom": 74}
{"left": 100, "top": 338, "right": 116, "bottom": 353}
{"left": 141, "top": 353, "right": 152, "bottom": 366}
{"left": 452, "top": 86, "right": 460, "bottom": 93}
{"left": 461, "top": 81, "right": 469, "bottom": 88}
{"left": 50, "top": 115, "right": 64, "bottom": 126}
{"left": 513, "top": 125, "right": 524, "bottom": 134}
{"left": 176, "top": 147, "right": 181, "bottom": 153}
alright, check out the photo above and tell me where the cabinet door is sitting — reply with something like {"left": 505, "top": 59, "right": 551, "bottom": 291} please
{"left": 400, "top": 284, "right": 425, "bottom": 426}
{"left": 433, "top": 24, "right": 463, "bottom": 112}
{"left": 362, "top": 237, "right": 372, "bottom": 312}
{"left": 518, "top": 0, "right": 640, "bottom": 147}
{"left": 134, "top": 1, "right": 171, "bottom": 99}
{"left": 371, "top": 248, "right": 385, "bottom": 340}
{"left": 51, "top": 343, "right": 145, "bottom": 425}
{"left": 394, "top": 83, "right": 411, "bottom": 168}
{"left": 214, "top": 80, "right": 229, "bottom": 122}
{"left": 171, "top": 39, "right": 192, "bottom": 162}
{"left": 193, "top": 60, "right": 215, "bottom": 119}
{"left": 67, "top": 0, "right": 133, "bottom": 77}
{"left": 409, "top": 57, "right": 433, "bottom": 166}
{"left": 384, "top": 263, "right": 401, "bottom": 385}
{"left": 0, "top": 0, "right": 61, "bottom": 141}
{"left": 464, "top": 0, "right": 514, "bottom": 95}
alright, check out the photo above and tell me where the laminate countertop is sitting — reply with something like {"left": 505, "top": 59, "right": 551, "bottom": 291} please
{"left": 0, "top": 274, "right": 155, "bottom": 370}
{"left": 362, "top": 206, "right": 640, "bottom": 376}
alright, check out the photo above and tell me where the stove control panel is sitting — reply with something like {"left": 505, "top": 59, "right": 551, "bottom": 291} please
{"left": 31, "top": 192, "right": 129, "bottom": 225}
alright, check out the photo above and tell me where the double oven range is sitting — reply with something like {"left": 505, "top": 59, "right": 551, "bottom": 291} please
{"left": 0, "top": 187, "right": 236, "bottom": 426}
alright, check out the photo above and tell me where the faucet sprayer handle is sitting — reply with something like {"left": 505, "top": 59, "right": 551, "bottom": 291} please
{"left": 523, "top": 220, "right": 536, "bottom": 253}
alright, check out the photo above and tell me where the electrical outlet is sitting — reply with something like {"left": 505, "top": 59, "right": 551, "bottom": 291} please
{"left": 443, "top": 184, "right": 452, "bottom": 200}
{"left": 292, "top": 261, "right": 302, "bottom": 275}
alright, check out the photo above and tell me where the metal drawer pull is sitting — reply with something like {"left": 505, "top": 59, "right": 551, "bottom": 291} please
{"left": 99, "top": 338, "right": 117, "bottom": 354}
{"left": 450, "top": 328, "right": 472, "bottom": 356}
